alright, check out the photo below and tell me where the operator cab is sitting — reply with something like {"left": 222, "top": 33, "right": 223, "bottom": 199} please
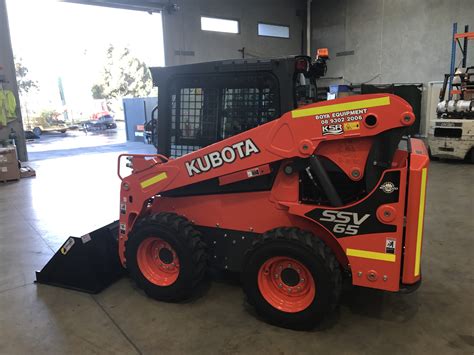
{"left": 149, "top": 53, "right": 328, "bottom": 157}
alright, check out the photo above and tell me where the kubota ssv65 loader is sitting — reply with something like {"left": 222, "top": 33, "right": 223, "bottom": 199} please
{"left": 36, "top": 58, "right": 429, "bottom": 330}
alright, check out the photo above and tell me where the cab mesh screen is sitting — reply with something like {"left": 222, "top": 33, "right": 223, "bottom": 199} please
{"left": 169, "top": 74, "right": 279, "bottom": 157}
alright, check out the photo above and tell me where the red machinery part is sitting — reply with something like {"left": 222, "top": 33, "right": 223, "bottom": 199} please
{"left": 334, "top": 167, "right": 408, "bottom": 292}
{"left": 257, "top": 256, "right": 316, "bottom": 313}
{"left": 377, "top": 205, "right": 397, "bottom": 223}
{"left": 402, "top": 139, "right": 429, "bottom": 285}
{"left": 34, "top": 86, "right": 431, "bottom": 331}
{"left": 116, "top": 94, "right": 426, "bottom": 294}
{"left": 137, "top": 237, "right": 180, "bottom": 286}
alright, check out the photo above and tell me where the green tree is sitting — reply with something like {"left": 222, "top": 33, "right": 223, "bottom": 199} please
{"left": 91, "top": 45, "right": 153, "bottom": 100}
{"left": 14, "top": 57, "right": 39, "bottom": 95}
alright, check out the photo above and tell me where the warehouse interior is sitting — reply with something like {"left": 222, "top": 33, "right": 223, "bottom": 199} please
{"left": 0, "top": 0, "right": 473, "bottom": 353}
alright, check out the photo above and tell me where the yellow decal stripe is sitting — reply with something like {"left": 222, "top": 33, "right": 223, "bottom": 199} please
{"left": 414, "top": 168, "right": 427, "bottom": 276}
{"left": 291, "top": 96, "right": 391, "bottom": 118}
{"left": 346, "top": 248, "right": 396, "bottom": 262}
{"left": 140, "top": 172, "right": 168, "bottom": 189}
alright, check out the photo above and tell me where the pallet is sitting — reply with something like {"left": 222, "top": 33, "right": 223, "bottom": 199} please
{"left": 20, "top": 166, "right": 36, "bottom": 178}
{"left": 0, "top": 177, "right": 20, "bottom": 183}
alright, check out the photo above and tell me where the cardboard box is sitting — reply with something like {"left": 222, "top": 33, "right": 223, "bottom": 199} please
{"left": 0, "top": 146, "right": 17, "bottom": 164}
{"left": 0, "top": 163, "right": 20, "bottom": 181}
{"left": 0, "top": 145, "right": 20, "bottom": 181}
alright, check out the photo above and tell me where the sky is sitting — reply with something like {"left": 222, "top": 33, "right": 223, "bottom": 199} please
{"left": 6, "top": 0, "right": 165, "bottom": 118}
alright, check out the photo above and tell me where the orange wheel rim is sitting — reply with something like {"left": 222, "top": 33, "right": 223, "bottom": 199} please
{"left": 257, "top": 256, "right": 316, "bottom": 313}
{"left": 137, "top": 237, "right": 180, "bottom": 286}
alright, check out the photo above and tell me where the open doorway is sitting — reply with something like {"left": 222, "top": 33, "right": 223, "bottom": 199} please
{"left": 6, "top": 0, "right": 164, "bottom": 161}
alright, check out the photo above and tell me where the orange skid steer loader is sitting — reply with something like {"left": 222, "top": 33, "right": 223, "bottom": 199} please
{"left": 36, "top": 58, "right": 429, "bottom": 329}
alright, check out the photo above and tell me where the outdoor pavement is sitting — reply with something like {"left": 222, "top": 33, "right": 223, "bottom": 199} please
{"left": 0, "top": 127, "right": 473, "bottom": 354}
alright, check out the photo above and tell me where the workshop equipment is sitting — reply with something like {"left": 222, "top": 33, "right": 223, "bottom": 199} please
{"left": 428, "top": 23, "right": 474, "bottom": 161}
{"left": 37, "top": 56, "right": 429, "bottom": 329}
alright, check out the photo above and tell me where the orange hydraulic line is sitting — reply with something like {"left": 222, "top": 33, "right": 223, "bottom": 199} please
{"left": 454, "top": 32, "right": 474, "bottom": 40}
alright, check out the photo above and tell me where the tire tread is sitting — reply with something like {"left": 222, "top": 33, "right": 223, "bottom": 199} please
{"left": 125, "top": 212, "right": 207, "bottom": 301}
{"left": 243, "top": 227, "right": 342, "bottom": 328}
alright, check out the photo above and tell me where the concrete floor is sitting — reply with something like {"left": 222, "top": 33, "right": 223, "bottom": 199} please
{"left": 0, "top": 132, "right": 473, "bottom": 354}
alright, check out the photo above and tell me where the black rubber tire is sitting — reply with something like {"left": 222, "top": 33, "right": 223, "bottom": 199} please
{"left": 242, "top": 227, "right": 341, "bottom": 330}
{"left": 125, "top": 212, "right": 207, "bottom": 302}
{"left": 33, "top": 127, "right": 42, "bottom": 136}
{"left": 466, "top": 148, "right": 474, "bottom": 164}
{"left": 428, "top": 147, "right": 439, "bottom": 161}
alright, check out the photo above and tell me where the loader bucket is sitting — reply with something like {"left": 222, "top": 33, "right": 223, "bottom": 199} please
{"left": 35, "top": 221, "right": 125, "bottom": 293}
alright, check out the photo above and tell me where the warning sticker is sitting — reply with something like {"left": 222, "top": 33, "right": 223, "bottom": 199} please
{"left": 344, "top": 122, "right": 360, "bottom": 131}
{"left": 81, "top": 234, "right": 92, "bottom": 244}
{"left": 120, "top": 223, "right": 126, "bottom": 234}
{"left": 247, "top": 168, "right": 261, "bottom": 178}
{"left": 60, "top": 238, "right": 75, "bottom": 255}
{"left": 385, "top": 238, "right": 396, "bottom": 254}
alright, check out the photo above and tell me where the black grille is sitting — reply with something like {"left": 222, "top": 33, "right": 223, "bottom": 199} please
{"left": 222, "top": 88, "right": 277, "bottom": 138}
{"left": 170, "top": 88, "right": 219, "bottom": 157}
{"left": 439, "top": 147, "right": 455, "bottom": 152}
{"left": 169, "top": 74, "right": 279, "bottom": 158}
{"left": 434, "top": 128, "right": 462, "bottom": 138}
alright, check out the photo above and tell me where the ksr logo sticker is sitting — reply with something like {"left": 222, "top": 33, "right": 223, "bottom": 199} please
{"left": 322, "top": 124, "right": 343, "bottom": 135}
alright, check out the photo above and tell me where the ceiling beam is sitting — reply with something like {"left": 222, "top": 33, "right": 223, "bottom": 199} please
{"left": 60, "top": 0, "right": 179, "bottom": 14}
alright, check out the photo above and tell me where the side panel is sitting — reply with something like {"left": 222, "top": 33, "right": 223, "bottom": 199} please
{"left": 297, "top": 168, "right": 408, "bottom": 292}
{"left": 152, "top": 191, "right": 296, "bottom": 237}
{"left": 402, "top": 139, "right": 430, "bottom": 285}
{"left": 151, "top": 166, "right": 408, "bottom": 292}
{"left": 150, "top": 189, "right": 348, "bottom": 269}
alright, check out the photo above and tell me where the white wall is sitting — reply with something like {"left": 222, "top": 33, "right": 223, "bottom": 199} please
{"left": 163, "top": 0, "right": 306, "bottom": 66}
{"left": 311, "top": 0, "right": 474, "bottom": 85}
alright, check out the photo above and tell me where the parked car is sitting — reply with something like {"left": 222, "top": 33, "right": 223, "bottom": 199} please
{"left": 82, "top": 112, "right": 117, "bottom": 131}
